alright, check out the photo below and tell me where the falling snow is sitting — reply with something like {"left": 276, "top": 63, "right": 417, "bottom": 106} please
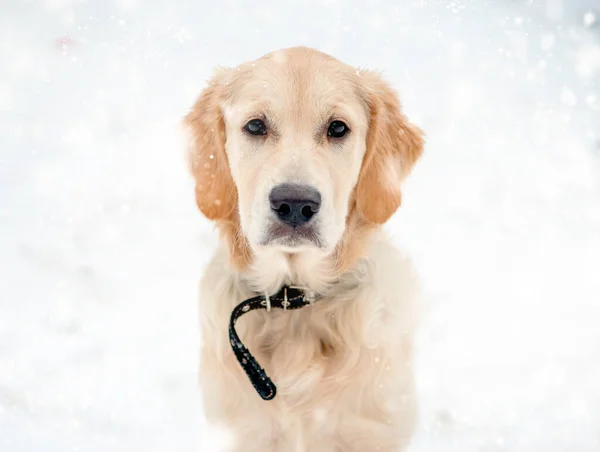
{"left": 583, "top": 11, "right": 596, "bottom": 28}
{"left": 1, "top": 1, "right": 600, "bottom": 452}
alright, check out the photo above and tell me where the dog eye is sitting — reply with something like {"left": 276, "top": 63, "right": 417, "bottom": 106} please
{"left": 244, "top": 119, "right": 267, "bottom": 136}
{"left": 327, "top": 120, "right": 349, "bottom": 138}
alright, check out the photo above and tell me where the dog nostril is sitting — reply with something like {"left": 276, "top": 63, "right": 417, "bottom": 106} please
{"left": 277, "top": 203, "right": 291, "bottom": 216}
{"left": 301, "top": 205, "right": 315, "bottom": 219}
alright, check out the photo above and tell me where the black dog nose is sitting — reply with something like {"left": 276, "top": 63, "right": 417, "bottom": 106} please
{"left": 269, "top": 184, "right": 321, "bottom": 227}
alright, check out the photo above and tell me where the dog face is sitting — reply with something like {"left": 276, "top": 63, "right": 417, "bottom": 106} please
{"left": 186, "top": 47, "right": 423, "bottom": 266}
{"left": 222, "top": 50, "right": 371, "bottom": 253}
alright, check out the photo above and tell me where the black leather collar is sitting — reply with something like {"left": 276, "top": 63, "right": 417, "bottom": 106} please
{"left": 228, "top": 286, "right": 315, "bottom": 400}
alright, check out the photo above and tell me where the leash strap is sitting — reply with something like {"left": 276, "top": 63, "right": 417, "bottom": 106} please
{"left": 228, "top": 286, "right": 311, "bottom": 400}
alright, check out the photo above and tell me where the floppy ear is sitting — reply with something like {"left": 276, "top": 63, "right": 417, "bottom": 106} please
{"left": 355, "top": 73, "right": 424, "bottom": 224}
{"left": 185, "top": 70, "right": 237, "bottom": 222}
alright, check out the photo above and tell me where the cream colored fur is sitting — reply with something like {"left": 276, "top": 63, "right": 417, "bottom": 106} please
{"left": 200, "top": 234, "right": 420, "bottom": 452}
{"left": 186, "top": 47, "right": 424, "bottom": 452}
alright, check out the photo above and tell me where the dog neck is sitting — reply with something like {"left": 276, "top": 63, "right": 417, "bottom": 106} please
{"left": 240, "top": 219, "right": 377, "bottom": 296}
{"left": 243, "top": 248, "right": 336, "bottom": 295}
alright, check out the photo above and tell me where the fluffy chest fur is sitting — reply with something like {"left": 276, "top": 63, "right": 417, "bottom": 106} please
{"left": 198, "top": 232, "right": 420, "bottom": 451}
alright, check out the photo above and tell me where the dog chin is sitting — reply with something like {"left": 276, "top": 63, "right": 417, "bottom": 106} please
{"left": 259, "top": 224, "right": 324, "bottom": 251}
{"left": 270, "top": 237, "right": 319, "bottom": 253}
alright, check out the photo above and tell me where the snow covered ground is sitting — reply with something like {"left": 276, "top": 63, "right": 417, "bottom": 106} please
{"left": 1, "top": 0, "right": 599, "bottom": 450}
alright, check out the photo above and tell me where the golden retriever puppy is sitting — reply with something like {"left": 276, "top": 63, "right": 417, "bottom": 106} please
{"left": 185, "top": 47, "right": 424, "bottom": 452}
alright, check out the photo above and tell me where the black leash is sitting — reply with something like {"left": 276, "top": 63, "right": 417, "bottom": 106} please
{"left": 228, "top": 286, "right": 315, "bottom": 400}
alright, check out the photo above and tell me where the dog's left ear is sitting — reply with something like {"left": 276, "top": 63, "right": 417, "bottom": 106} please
{"left": 185, "top": 69, "right": 237, "bottom": 222}
{"left": 355, "top": 72, "right": 424, "bottom": 224}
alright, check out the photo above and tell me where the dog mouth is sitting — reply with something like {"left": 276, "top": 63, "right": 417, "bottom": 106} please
{"left": 260, "top": 223, "right": 323, "bottom": 248}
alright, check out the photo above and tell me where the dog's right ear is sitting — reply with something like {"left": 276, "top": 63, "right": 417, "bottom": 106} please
{"left": 185, "top": 69, "right": 237, "bottom": 221}
{"left": 355, "top": 71, "right": 424, "bottom": 224}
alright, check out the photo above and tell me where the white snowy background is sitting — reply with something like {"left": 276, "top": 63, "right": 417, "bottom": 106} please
{"left": 1, "top": 0, "right": 599, "bottom": 450}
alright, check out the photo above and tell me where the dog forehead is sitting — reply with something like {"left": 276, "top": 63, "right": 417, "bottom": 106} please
{"left": 224, "top": 49, "right": 362, "bottom": 112}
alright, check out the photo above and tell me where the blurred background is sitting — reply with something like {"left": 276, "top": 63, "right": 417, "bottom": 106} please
{"left": 1, "top": 0, "right": 599, "bottom": 450}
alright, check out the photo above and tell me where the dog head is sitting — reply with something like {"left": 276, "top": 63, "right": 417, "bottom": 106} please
{"left": 186, "top": 47, "right": 423, "bottom": 271}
